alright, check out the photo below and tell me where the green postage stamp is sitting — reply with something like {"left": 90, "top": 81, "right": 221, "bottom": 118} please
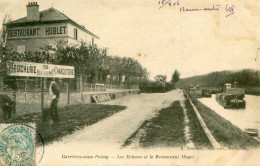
{"left": 0, "top": 123, "right": 36, "bottom": 166}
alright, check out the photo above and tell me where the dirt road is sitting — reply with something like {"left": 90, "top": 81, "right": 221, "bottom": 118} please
{"left": 39, "top": 89, "right": 185, "bottom": 165}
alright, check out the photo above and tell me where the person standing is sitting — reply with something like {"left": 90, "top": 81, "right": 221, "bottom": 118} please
{"left": 0, "top": 94, "right": 15, "bottom": 120}
{"left": 49, "top": 80, "right": 61, "bottom": 122}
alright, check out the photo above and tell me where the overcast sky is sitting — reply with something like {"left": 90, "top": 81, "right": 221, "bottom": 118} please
{"left": 1, "top": 0, "right": 260, "bottom": 80}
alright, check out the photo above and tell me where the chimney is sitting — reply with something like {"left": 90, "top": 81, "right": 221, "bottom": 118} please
{"left": 27, "top": 2, "right": 40, "bottom": 21}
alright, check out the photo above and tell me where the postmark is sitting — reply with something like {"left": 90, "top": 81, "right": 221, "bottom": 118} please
{"left": 0, "top": 123, "right": 36, "bottom": 166}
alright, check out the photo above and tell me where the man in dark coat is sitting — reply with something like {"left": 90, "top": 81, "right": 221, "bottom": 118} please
{"left": 49, "top": 81, "right": 61, "bottom": 122}
{"left": 0, "top": 94, "right": 15, "bottom": 120}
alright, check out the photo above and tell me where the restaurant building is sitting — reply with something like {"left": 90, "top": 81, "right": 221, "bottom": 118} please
{"left": 5, "top": 2, "right": 99, "bottom": 53}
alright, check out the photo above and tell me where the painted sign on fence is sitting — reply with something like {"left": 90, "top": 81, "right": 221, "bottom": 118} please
{"left": 7, "top": 61, "right": 75, "bottom": 78}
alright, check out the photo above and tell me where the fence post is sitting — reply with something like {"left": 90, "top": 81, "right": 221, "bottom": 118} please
{"left": 66, "top": 82, "right": 70, "bottom": 106}
{"left": 24, "top": 78, "right": 27, "bottom": 114}
{"left": 76, "top": 74, "right": 82, "bottom": 93}
{"left": 13, "top": 89, "right": 17, "bottom": 115}
{"left": 41, "top": 78, "right": 44, "bottom": 111}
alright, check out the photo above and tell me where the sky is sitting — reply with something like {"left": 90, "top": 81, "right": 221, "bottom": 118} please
{"left": 0, "top": 0, "right": 260, "bottom": 80}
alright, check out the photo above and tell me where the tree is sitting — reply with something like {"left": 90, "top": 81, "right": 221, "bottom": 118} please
{"left": 1, "top": 41, "right": 148, "bottom": 89}
{"left": 1, "top": 14, "right": 12, "bottom": 44}
{"left": 171, "top": 69, "right": 180, "bottom": 84}
{"left": 176, "top": 69, "right": 260, "bottom": 89}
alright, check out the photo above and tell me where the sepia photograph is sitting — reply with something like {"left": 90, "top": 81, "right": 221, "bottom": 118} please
{"left": 0, "top": 0, "right": 260, "bottom": 165}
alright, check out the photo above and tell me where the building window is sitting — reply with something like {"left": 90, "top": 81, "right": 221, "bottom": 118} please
{"left": 74, "top": 28, "right": 78, "bottom": 40}
{"left": 17, "top": 45, "right": 25, "bottom": 53}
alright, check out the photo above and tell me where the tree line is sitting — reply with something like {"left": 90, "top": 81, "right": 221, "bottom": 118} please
{"left": 0, "top": 13, "right": 148, "bottom": 90}
{"left": 176, "top": 69, "right": 260, "bottom": 88}
{"left": 0, "top": 41, "right": 149, "bottom": 90}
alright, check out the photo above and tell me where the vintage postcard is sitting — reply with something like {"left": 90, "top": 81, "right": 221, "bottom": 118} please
{"left": 0, "top": 0, "right": 260, "bottom": 165}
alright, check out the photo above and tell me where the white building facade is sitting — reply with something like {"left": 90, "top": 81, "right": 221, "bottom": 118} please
{"left": 5, "top": 2, "right": 99, "bottom": 53}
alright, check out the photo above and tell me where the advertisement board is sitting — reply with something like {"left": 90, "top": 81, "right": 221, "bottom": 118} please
{"left": 7, "top": 61, "right": 75, "bottom": 78}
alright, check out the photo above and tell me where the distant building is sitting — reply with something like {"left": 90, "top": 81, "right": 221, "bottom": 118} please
{"left": 154, "top": 75, "right": 167, "bottom": 82}
{"left": 4, "top": 2, "right": 99, "bottom": 53}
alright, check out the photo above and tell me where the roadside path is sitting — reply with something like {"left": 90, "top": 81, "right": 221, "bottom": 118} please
{"left": 50, "top": 89, "right": 184, "bottom": 147}
{"left": 40, "top": 89, "right": 185, "bottom": 165}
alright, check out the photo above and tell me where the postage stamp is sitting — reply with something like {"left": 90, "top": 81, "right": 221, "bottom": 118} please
{"left": 0, "top": 123, "right": 36, "bottom": 166}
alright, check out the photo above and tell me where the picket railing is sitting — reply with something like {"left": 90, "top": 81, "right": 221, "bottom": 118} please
{"left": 83, "top": 84, "right": 106, "bottom": 92}
{"left": 81, "top": 83, "right": 138, "bottom": 92}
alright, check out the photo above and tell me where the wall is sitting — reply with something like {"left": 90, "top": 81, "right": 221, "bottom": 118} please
{"left": 6, "top": 22, "right": 68, "bottom": 52}
{"left": 1, "top": 89, "right": 139, "bottom": 116}
{"left": 7, "top": 22, "right": 98, "bottom": 51}
{"left": 67, "top": 23, "right": 96, "bottom": 46}
{"left": 7, "top": 37, "right": 69, "bottom": 52}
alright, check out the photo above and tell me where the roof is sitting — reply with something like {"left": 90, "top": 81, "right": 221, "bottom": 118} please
{"left": 5, "top": 7, "right": 99, "bottom": 39}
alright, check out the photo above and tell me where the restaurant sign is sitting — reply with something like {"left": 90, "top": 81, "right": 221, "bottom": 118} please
{"left": 8, "top": 26, "right": 67, "bottom": 38}
{"left": 7, "top": 61, "right": 75, "bottom": 78}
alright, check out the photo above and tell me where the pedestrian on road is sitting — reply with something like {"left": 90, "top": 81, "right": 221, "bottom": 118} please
{"left": 49, "top": 80, "right": 61, "bottom": 123}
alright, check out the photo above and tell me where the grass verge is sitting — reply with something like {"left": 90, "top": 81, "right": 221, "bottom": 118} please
{"left": 184, "top": 100, "right": 212, "bottom": 148}
{"left": 124, "top": 101, "right": 186, "bottom": 148}
{"left": 190, "top": 97, "right": 260, "bottom": 149}
{"left": 6, "top": 104, "right": 126, "bottom": 145}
